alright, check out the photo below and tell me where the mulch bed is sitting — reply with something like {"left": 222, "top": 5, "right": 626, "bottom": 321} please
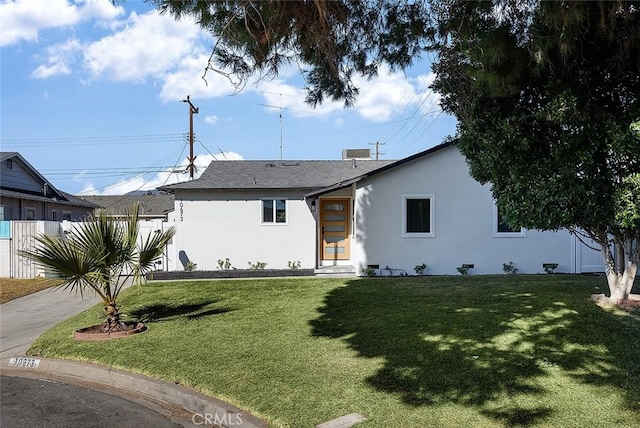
{"left": 148, "top": 269, "right": 315, "bottom": 281}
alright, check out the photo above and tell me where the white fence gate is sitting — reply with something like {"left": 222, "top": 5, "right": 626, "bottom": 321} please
{"left": 574, "top": 235, "right": 605, "bottom": 274}
{"left": 0, "top": 219, "right": 171, "bottom": 279}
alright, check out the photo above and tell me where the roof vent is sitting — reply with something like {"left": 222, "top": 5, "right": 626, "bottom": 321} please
{"left": 342, "top": 149, "right": 371, "bottom": 160}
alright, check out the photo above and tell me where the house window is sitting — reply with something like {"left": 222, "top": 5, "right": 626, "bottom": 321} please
{"left": 402, "top": 195, "right": 435, "bottom": 237}
{"left": 5, "top": 159, "right": 12, "bottom": 169}
{"left": 62, "top": 211, "right": 72, "bottom": 221}
{"left": 52, "top": 210, "right": 58, "bottom": 221}
{"left": 25, "top": 207, "right": 36, "bottom": 220}
{"left": 494, "top": 204, "right": 526, "bottom": 237}
{"left": 262, "top": 199, "right": 286, "bottom": 224}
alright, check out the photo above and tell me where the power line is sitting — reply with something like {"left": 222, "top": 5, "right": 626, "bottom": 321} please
{"left": 1, "top": 133, "right": 184, "bottom": 146}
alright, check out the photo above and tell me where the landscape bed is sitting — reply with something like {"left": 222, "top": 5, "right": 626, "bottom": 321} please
{"left": 29, "top": 275, "right": 640, "bottom": 427}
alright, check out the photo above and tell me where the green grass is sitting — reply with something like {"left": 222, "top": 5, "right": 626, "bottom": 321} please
{"left": 30, "top": 275, "right": 640, "bottom": 427}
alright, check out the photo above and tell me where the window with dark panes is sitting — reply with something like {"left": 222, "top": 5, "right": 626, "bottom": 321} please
{"left": 406, "top": 198, "right": 430, "bottom": 233}
{"left": 262, "top": 199, "right": 286, "bottom": 223}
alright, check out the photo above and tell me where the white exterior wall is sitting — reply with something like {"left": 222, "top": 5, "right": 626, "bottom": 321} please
{"left": 0, "top": 239, "right": 10, "bottom": 277}
{"left": 353, "top": 146, "right": 574, "bottom": 275}
{"left": 168, "top": 190, "right": 316, "bottom": 271}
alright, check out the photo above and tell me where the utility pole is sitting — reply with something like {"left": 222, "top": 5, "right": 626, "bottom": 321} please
{"left": 369, "top": 141, "right": 385, "bottom": 160}
{"left": 182, "top": 95, "right": 199, "bottom": 180}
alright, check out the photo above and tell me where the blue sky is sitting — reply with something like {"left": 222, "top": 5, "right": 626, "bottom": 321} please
{"left": 1, "top": 0, "right": 457, "bottom": 195}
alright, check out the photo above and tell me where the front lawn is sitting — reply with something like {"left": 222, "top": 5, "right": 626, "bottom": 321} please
{"left": 30, "top": 275, "right": 640, "bottom": 427}
{"left": 0, "top": 277, "right": 61, "bottom": 304}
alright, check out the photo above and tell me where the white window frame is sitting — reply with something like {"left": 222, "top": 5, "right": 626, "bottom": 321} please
{"left": 493, "top": 204, "right": 526, "bottom": 238}
{"left": 402, "top": 194, "right": 435, "bottom": 238}
{"left": 261, "top": 198, "right": 288, "bottom": 225}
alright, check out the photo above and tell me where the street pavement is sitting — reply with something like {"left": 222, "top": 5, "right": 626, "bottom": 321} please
{"left": 1, "top": 375, "right": 184, "bottom": 428}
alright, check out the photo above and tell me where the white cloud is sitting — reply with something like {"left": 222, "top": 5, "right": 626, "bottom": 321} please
{"left": 414, "top": 72, "right": 441, "bottom": 116}
{"left": 158, "top": 54, "right": 239, "bottom": 102}
{"left": 252, "top": 66, "right": 441, "bottom": 123}
{"left": 83, "top": 10, "right": 203, "bottom": 83}
{"left": 204, "top": 115, "right": 219, "bottom": 125}
{"left": 31, "top": 38, "right": 82, "bottom": 79}
{"left": 352, "top": 68, "right": 420, "bottom": 122}
{"left": 77, "top": 151, "right": 244, "bottom": 195}
{"left": 0, "top": 0, "right": 123, "bottom": 46}
{"left": 257, "top": 79, "right": 343, "bottom": 118}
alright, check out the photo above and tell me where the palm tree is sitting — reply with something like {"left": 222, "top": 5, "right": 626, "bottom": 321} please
{"left": 22, "top": 203, "right": 176, "bottom": 332}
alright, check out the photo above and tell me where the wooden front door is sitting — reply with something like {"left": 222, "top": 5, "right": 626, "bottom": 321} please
{"left": 320, "top": 198, "right": 350, "bottom": 261}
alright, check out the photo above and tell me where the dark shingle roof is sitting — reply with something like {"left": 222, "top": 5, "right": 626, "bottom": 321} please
{"left": 79, "top": 194, "right": 174, "bottom": 217}
{"left": 0, "top": 188, "right": 100, "bottom": 208}
{"left": 159, "top": 159, "right": 395, "bottom": 191}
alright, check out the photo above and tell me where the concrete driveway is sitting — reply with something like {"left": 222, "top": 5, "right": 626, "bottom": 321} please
{"left": 0, "top": 286, "right": 101, "bottom": 358}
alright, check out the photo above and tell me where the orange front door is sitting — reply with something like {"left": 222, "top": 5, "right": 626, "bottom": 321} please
{"left": 320, "top": 199, "right": 350, "bottom": 261}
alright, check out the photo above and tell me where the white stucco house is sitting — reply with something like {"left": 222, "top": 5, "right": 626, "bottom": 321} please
{"left": 159, "top": 142, "right": 604, "bottom": 275}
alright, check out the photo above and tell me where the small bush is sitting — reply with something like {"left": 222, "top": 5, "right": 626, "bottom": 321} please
{"left": 184, "top": 261, "right": 197, "bottom": 271}
{"left": 361, "top": 266, "right": 377, "bottom": 277}
{"left": 288, "top": 260, "right": 301, "bottom": 270}
{"left": 503, "top": 261, "right": 518, "bottom": 274}
{"left": 248, "top": 261, "right": 267, "bottom": 270}
{"left": 414, "top": 263, "right": 427, "bottom": 275}
{"left": 217, "top": 258, "right": 232, "bottom": 270}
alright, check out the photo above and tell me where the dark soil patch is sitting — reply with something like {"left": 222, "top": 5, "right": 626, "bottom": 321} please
{"left": 74, "top": 322, "right": 146, "bottom": 341}
{"left": 148, "top": 269, "right": 315, "bottom": 281}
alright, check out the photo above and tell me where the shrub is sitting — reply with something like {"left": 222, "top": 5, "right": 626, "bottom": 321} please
{"left": 503, "top": 261, "right": 518, "bottom": 274}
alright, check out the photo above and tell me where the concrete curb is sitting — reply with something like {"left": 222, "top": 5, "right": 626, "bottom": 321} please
{"left": 1, "top": 356, "right": 267, "bottom": 428}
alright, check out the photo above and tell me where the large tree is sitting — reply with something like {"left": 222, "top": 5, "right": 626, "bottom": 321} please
{"left": 152, "top": 0, "right": 640, "bottom": 299}
{"left": 430, "top": 1, "right": 640, "bottom": 300}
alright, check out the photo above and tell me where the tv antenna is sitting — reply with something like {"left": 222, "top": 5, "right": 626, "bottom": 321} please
{"left": 260, "top": 104, "right": 284, "bottom": 160}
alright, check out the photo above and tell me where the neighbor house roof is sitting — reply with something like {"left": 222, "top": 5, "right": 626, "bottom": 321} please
{"left": 159, "top": 159, "right": 396, "bottom": 192}
{"left": 0, "top": 152, "right": 99, "bottom": 209}
{"left": 79, "top": 194, "right": 175, "bottom": 218}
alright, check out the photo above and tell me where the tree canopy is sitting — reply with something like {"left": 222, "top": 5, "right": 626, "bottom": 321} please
{"left": 152, "top": 0, "right": 640, "bottom": 298}
{"left": 430, "top": 1, "right": 640, "bottom": 298}
{"left": 150, "top": 0, "right": 433, "bottom": 106}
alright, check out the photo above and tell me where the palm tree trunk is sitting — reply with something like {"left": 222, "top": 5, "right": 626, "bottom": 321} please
{"left": 102, "top": 304, "right": 125, "bottom": 332}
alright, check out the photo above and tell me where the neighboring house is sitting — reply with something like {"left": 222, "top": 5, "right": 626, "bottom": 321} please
{"left": 0, "top": 152, "right": 100, "bottom": 278}
{"left": 79, "top": 193, "right": 175, "bottom": 220}
{"left": 78, "top": 193, "right": 175, "bottom": 273}
{"left": 159, "top": 143, "right": 604, "bottom": 275}
{"left": 0, "top": 152, "right": 98, "bottom": 221}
